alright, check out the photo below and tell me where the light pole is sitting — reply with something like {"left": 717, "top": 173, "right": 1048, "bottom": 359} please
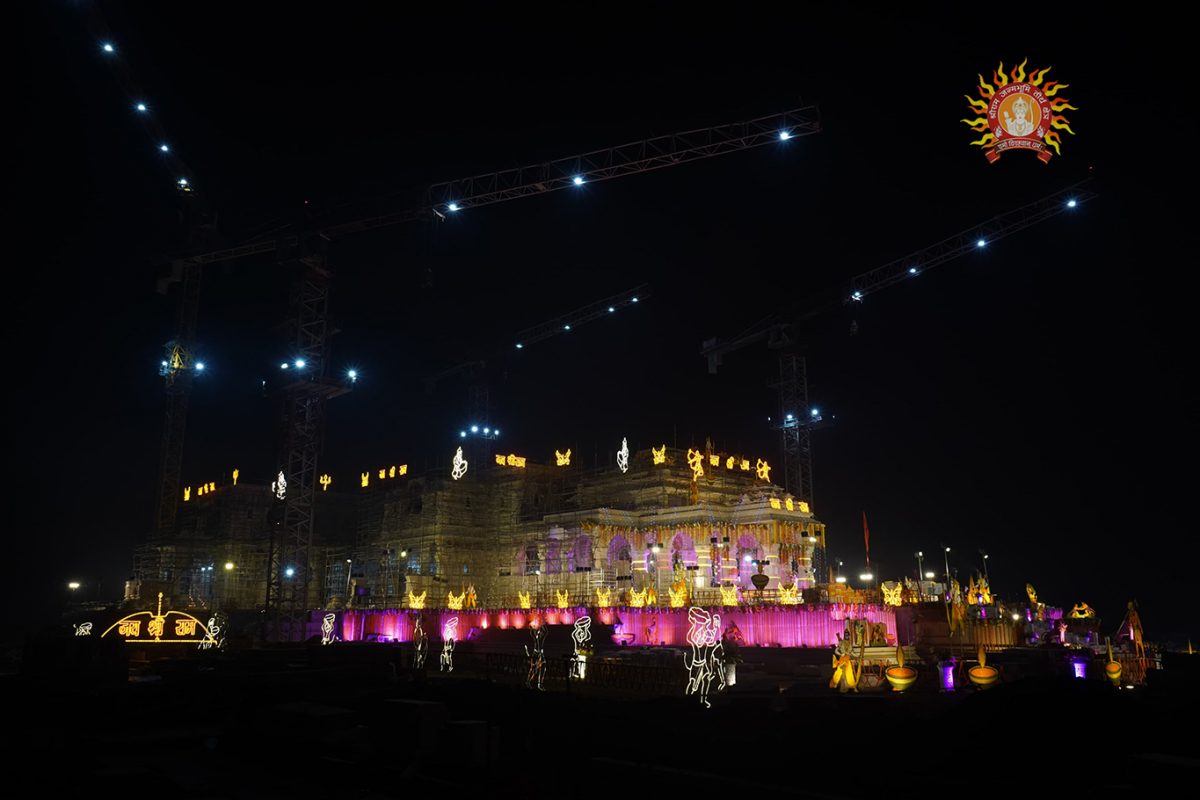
{"left": 942, "top": 546, "right": 951, "bottom": 601}
{"left": 980, "top": 551, "right": 990, "bottom": 583}
{"left": 915, "top": 551, "right": 925, "bottom": 598}
{"left": 345, "top": 558, "right": 353, "bottom": 604}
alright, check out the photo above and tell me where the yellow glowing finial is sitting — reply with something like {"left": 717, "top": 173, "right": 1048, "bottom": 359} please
{"left": 407, "top": 590, "right": 426, "bottom": 609}
{"left": 645, "top": 586, "right": 657, "bottom": 606}
{"left": 652, "top": 445, "right": 666, "bottom": 464}
{"left": 719, "top": 585, "right": 738, "bottom": 606}
{"left": 555, "top": 589, "right": 570, "bottom": 609}
{"left": 232, "top": 468, "right": 239, "bottom": 486}
{"left": 183, "top": 487, "right": 191, "bottom": 502}
{"left": 686, "top": 448, "right": 704, "bottom": 480}
{"left": 360, "top": 472, "right": 369, "bottom": 487}
{"left": 555, "top": 449, "right": 571, "bottom": 466}
{"left": 447, "top": 590, "right": 465, "bottom": 610}
{"left": 628, "top": 587, "right": 647, "bottom": 608}
{"left": 595, "top": 587, "right": 612, "bottom": 607}
{"left": 668, "top": 584, "right": 687, "bottom": 608}
{"left": 755, "top": 459, "right": 771, "bottom": 482}
{"left": 517, "top": 591, "right": 531, "bottom": 609}
{"left": 319, "top": 474, "right": 332, "bottom": 491}
{"left": 779, "top": 585, "right": 800, "bottom": 605}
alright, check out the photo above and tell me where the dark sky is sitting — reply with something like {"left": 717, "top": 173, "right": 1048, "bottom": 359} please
{"left": 15, "top": 5, "right": 1195, "bottom": 639}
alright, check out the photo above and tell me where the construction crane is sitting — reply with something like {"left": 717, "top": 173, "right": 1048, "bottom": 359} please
{"left": 701, "top": 178, "right": 1098, "bottom": 513}
{"left": 154, "top": 106, "right": 821, "bottom": 639}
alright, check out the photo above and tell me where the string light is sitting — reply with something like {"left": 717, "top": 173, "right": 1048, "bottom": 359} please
{"left": 570, "top": 617, "right": 593, "bottom": 679}
{"left": 684, "top": 607, "right": 725, "bottom": 708}
{"left": 779, "top": 585, "right": 800, "bottom": 604}
{"left": 628, "top": 588, "right": 647, "bottom": 608}
{"left": 882, "top": 583, "right": 903, "bottom": 606}
{"left": 595, "top": 587, "right": 612, "bottom": 607}
{"left": 708, "top": 453, "right": 720, "bottom": 467}
{"left": 319, "top": 474, "right": 332, "bottom": 491}
{"left": 719, "top": 585, "right": 738, "bottom": 606}
{"left": 73, "top": 622, "right": 93, "bottom": 636}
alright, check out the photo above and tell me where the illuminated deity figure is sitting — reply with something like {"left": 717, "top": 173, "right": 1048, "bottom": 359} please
{"left": 465, "top": 584, "right": 477, "bottom": 609}
{"left": 525, "top": 625, "right": 547, "bottom": 690}
{"left": 1002, "top": 96, "right": 1035, "bottom": 137}
{"left": 412, "top": 615, "right": 429, "bottom": 669}
{"left": 686, "top": 448, "right": 705, "bottom": 481}
{"left": 684, "top": 607, "right": 725, "bottom": 708}
{"left": 320, "top": 613, "right": 338, "bottom": 645}
{"left": 617, "top": 438, "right": 630, "bottom": 474}
{"left": 451, "top": 447, "right": 468, "bottom": 480}
{"left": 1069, "top": 601, "right": 1096, "bottom": 619}
{"left": 199, "top": 615, "right": 225, "bottom": 650}
{"left": 272, "top": 470, "right": 287, "bottom": 500}
{"left": 830, "top": 634, "right": 865, "bottom": 693}
{"left": 570, "top": 616, "right": 592, "bottom": 679}
{"left": 440, "top": 617, "right": 458, "bottom": 672}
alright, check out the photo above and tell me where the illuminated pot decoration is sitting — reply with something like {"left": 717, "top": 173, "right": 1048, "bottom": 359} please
{"left": 967, "top": 645, "right": 999, "bottom": 688}
{"left": 885, "top": 644, "right": 917, "bottom": 692}
{"left": 1104, "top": 638, "right": 1122, "bottom": 686}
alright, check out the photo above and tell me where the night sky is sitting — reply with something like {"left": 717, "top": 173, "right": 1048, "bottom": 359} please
{"left": 15, "top": 5, "right": 1195, "bottom": 640}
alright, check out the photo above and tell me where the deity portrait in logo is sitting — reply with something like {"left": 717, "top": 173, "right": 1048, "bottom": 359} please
{"left": 1000, "top": 93, "right": 1040, "bottom": 138}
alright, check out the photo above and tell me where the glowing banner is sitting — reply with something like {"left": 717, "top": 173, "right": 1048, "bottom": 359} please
{"left": 451, "top": 447, "right": 468, "bottom": 480}
{"left": 963, "top": 59, "right": 1076, "bottom": 164}
{"left": 494, "top": 453, "right": 527, "bottom": 468}
{"left": 102, "top": 592, "right": 216, "bottom": 645}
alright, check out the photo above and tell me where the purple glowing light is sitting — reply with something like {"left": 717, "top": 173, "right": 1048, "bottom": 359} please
{"left": 1072, "top": 660, "right": 1087, "bottom": 679}
{"left": 941, "top": 664, "right": 956, "bottom": 691}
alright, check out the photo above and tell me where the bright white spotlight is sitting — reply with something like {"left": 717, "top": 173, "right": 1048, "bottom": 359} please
{"left": 347, "top": 369, "right": 358, "bottom": 381}
{"left": 835, "top": 576, "right": 847, "bottom": 584}
{"left": 285, "top": 567, "right": 295, "bottom": 578}
{"left": 785, "top": 413, "right": 794, "bottom": 421}
{"left": 851, "top": 291, "right": 863, "bottom": 301}
{"left": 102, "top": 43, "right": 115, "bottom": 54}
{"left": 294, "top": 359, "right": 305, "bottom": 368}
{"left": 573, "top": 176, "right": 585, "bottom": 186}
{"left": 811, "top": 408, "right": 819, "bottom": 416}
{"left": 608, "top": 306, "right": 615, "bottom": 313}
{"left": 195, "top": 362, "right": 205, "bottom": 371}
{"left": 976, "top": 239, "right": 986, "bottom": 248}
{"left": 159, "top": 144, "right": 170, "bottom": 153}
{"left": 743, "top": 554, "right": 752, "bottom": 563}
{"left": 631, "top": 296, "right": 639, "bottom": 303}
{"left": 135, "top": 103, "right": 147, "bottom": 112}
{"left": 515, "top": 343, "right": 524, "bottom": 349}
{"left": 280, "top": 362, "right": 289, "bottom": 369}
{"left": 178, "top": 178, "right": 189, "bottom": 187}
{"left": 493, "top": 429, "right": 499, "bottom": 436}
{"left": 779, "top": 131, "right": 791, "bottom": 140}
{"left": 925, "top": 571, "right": 936, "bottom": 578}
{"left": 470, "top": 425, "right": 479, "bottom": 433}
{"left": 68, "top": 581, "right": 82, "bottom": 590}
{"left": 483, "top": 427, "right": 490, "bottom": 435}
{"left": 459, "top": 431, "right": 466, "bottom": 438}
{"left": 1067, "top": 199, "right": 1077, "bottom": 208}
{"left": 447, "top": 203, "right": 460, "bottom": 212}
{"left": 909, "top": 267, "right": 918, "bottom": 274}
{"left": 859, "top": 573, "right": 874, "bottom": 581}
{"left": 161, "top": 360, "right": 169, "bottom": 367}
{"left": 563, "top": 324, "right": 571, "bottom": 331}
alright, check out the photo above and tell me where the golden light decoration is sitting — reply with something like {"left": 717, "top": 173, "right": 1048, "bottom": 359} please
{"left": 232, "top": 468, "right": 239, "bottom": 486}
{"left": 617, "top": 437, "right": 630, "bottom": 473}
{"left": 740, "top": 459, "right": 751, "bottom": 471}
{"left": 595, "top": 587, "right": 612, "bottom": 607}
{"left": 407, "top": 590, "right": 426, "bottom": 609}
{"left": 652, "top": 445, "right": 667, "bottom": 465}
{"left": 495, "top": 453, "right": 527, "bottom": 468}
{"left": 686, "top": 448, "right": 705, "bottom": 481}
{"left": 517, "top": 591, "right": 532, "bottom": 609}
{"left": 555, "top": 589, "right": 570, "bottom": 609}
{"left": 779, "top": 584, "right": 800, "bottom": 605}
{"left": 885, "top": 644, "right": 918, "bottom": 692}
{"left": 183, "top": 487, "right": 191, "bottom": 502}
{"left": 360, "top": 472, "right": 369, "bottom": 487}
{"left": 1069, "top": 601, "right": 1096, "bottom": 619}
{"left": 447, "top": 590, "right": 466, "bottom": 610}
{"left": 962, "top": 59, "right": 1077, "bottom": 162}
{"left": 967, "top": 645, "right": 1000, "bottom": 688}
{"left": 378, "top": 468, "right": 386, "bottom": 479}
{"left": 398, "top": 464, "right": 407, "bottom": 476}
{"left": 755, "top": 459, "right": 771, "bottom": 482}
{"left": 798, "top": 501, "right": 810, "bottom": 513}
{"left": 725, "top": 456, "right": 735, "bottom": 469}
{"left": 708, "top": 453, "right": 720, "bottom": 467}
{"left": 769, "top": 498, "right": 781, "bottom": 510}
{"left": 668, "top": 583, "right": 687, "bottom": 608}
{"left": 101, "top": 592, "right": 215, "bottom": 645}
{"left": 882, "top": 582, "right": 903, "bottom": 607}
{"left": 719, "top": 584, "right": 738, "bottom": 606}
{"left": 319, "top": 474, "right": 332, "bottom": 491}
{"left": 628, "top": 588, "right": 647, "bottom": 608}
{"left": 555, "top": 449, "right": 571, "bottom": 466}
{"left": 388, "top": 465, "right": 395, "bottom": 478}
{"left": 451, "top": 446, "right": 468, "bottom": 480}
{"left": 785, "top": 498, "right": 794, "bottom": 512}
{"left": 645, "top": 587, "right": 658, "bottom": 606}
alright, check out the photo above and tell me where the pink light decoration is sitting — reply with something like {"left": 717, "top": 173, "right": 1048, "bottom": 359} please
{"left": 336, "top": 604, "right": 896, "bottom": 648}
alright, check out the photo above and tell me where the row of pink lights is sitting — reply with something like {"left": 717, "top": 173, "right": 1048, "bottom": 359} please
{"left": 341, "top": 604, "right": 896, "bottom": 648}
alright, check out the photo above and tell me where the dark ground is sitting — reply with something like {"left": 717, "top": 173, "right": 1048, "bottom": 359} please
{"left": 10, "top": 636, "right": 1199, "bottom": 797}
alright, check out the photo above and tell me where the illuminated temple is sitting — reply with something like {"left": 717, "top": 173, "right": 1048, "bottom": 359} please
{"left": 132, "top": 443, "right": 904, "bottom": 647}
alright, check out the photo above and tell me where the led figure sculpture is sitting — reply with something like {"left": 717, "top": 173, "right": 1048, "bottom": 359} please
{"left": 451, "top": 447, "right": 468, "bottom": 480}
{"left": 779, "top": 584, "right": 800, "bottom": 605}
{"left": 440, "top": 617, "right": 458, "bottom": 672}
{"left": 882, "top": 582, "right": 903, "bottom": 607}
{"left": 595, "top": 587, "right": 612, "bottom": 607}
{"left": 232, "top": 468, "right": 239, "bottom": 486}
{"left": 570, "top": 616, "right": 593, "bottom": 679}
{"left": 1069, "top": 601, "right": 1096, "bottom": 619}
{"left": 73, "top": 622, "right": 93, "bottom": 636}
{"left": 686, "top": 448, "right": 704, "bottom": 481}
{"left": 198, "top": 615, "right": 225, "bottom": 650}
{"left": 407, "top": 590, "right": 427, "bottom": 609}
{"left": 518, "top": 591, "right": 532, "bottom": 609}
{"left": 525, "top": 625, "right": 547, "bottom": 690}
{"left": 413, "top": 614, "right": 429, "bottom": 669}
{"left": 183, "top": 487, "right": 191, "bottom": 502}
{"left": 720, "top": 584, "right": 738, "bottom": 606}
{"left": 830, "top": 634, "right": 865, "bottom": 693}
{"left": 319, "top": 474, "right": 332, "bottom": 491}
{"left": 555, "top": 589, "right": 570, "bottom": 608}
{"left": 685, "top": 607, "right": 725, "bottom": 708}
{"left": 555, "top": 449, "right": 571, "bottom": 466}
{"left": 379, "top": 468, "right": 386, "bottom": 479}
{"left": 448, "top": 590, "right": 466, "bottom": 610}
{"left": 755, "top": 459, "right": 771, "bottom": 482}
{"left": 628, "top": 588, "right": 647, "bottom": 608}
{"left": 668, "top": 583, "right": 687, "bottom": 608}
{"left": 652, "top": 445, "right": 666, "bottom": 465}
{"left": 617, "top": 438, "right": 630, "bottom": 474}
{"left": 466, "top": 584, "right": 477, "bottom": 608}
{"left": 272, "top": 471, "right": 287, "bottom": 500}
{"left": 320, "top": 613, "right": 338, "bottom": 645}
{"left": 361, "top": 472, "right": 370, "bottom": 487}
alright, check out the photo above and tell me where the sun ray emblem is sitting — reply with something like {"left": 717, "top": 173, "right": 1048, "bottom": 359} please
{"left": 963, "top": 58, "right": 1076, "bottom": 163}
